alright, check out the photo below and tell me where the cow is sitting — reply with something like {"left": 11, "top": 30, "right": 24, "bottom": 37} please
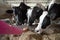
{"left": 13, "top": 2, "right": 30, "bottom": 25}
{"left": 35, "top": 0, "right": 60, "bottom": 34}
{"left": 27, "top": 3, "right": 45, "bottom": 26}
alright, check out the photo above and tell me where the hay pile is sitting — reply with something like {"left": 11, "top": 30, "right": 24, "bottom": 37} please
{"left": 19, "top": 23, "right": 60, "bottom": 40}
{"left": 43, "top": 24, "right": 60, "bottom": 34}
{"left": 19, "top": 31, "right": 60, "bottom": 40}
{"left": 0, "top": 35, "right": 21, "bottom": 40}
{"left": 42, "top": 33, "right": 60, "bottom": 40}
{"left": 19, "top": 31, "right": 42, "bottom": 40}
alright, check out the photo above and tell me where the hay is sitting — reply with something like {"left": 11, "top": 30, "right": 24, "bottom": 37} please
{"left": 19, "top": 31, "right": 60, "bottom": 40}
{"left": 42, "top": 33, "right": 60, "bottom": 40}
{"left": 0, "top": 35, "right": 21, "bottom": 40}
{"left": 19, "top": 22, "right": 60, "bottom": 40}
{"left": 19, "top": 31, "right": 42, "bottom": 40}
{"left": 43, "top": 24, "right": 60, "bottom": 34}
{"left": 0, "top": 32, "right": 60, "bottom": 40}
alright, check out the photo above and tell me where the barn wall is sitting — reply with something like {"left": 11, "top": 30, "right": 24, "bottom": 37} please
{"left": 0, "top": 0, "right": 6, "bottom": 4}
{"left": 4, "top": 0, "right": 52, "bottom": 7}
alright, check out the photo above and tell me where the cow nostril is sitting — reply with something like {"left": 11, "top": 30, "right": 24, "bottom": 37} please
{"left": 36, "top": 30, "right": 39, "bottom": 32}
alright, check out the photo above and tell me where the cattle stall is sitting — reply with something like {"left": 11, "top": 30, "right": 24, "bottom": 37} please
{"left": 0, "top": 0, "right": 60, "bottom": 40}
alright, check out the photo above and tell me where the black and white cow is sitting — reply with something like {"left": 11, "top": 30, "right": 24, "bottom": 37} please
{"left": 35, "top": 0, "right": 60, "bottom": 34}
{"left": 13, "top": 2, "right": 30, "bottom": 25}
{"left": 27, "top": 3, "right": 45, "bottom": 26}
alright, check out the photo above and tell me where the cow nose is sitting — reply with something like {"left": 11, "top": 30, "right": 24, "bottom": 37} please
{"left": 36, "top": 30, "right": 39, "bottom": 32}
{"left": 35, "top": 29, "right": 43, "bottom": 34}
{"left": 35, "top": 29, "right": 40, "bottom": 33}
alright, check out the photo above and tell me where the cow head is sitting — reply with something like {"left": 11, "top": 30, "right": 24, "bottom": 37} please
{"left": 35, "top": 11, "right": 51, "bottom": 34}
{"left": 29, "top": 6, "right": 43, "bottom": 26}
{"left": 13, "top": 2, "right": 30, "bottom": 25}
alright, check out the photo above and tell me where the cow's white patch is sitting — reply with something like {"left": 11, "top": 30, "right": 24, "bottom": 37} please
{"left": 48, "top": 0, "right": 60, "bottom": 10}
{"left": 48, "top": 0, "right": 55, "bottom": 10}
{"left": 27, "top": 8, "right": 33, "bottom": 25}
{"left": 35, "top": 11, "right": 48, "bottom": 34}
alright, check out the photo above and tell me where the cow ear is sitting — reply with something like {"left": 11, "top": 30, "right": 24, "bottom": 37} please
{"left": 6, "top": 10, "right": 13, "bottom": 14}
